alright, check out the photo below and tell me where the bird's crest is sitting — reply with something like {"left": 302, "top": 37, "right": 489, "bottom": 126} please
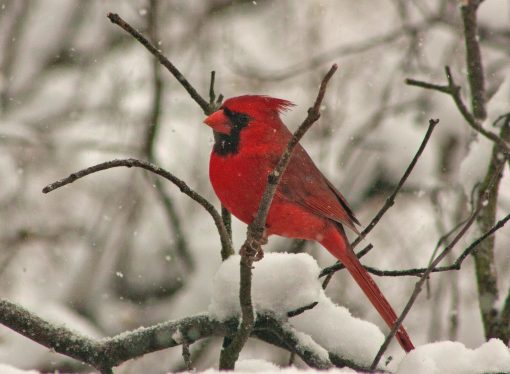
{"left": 222, "top": 95, "right": 294, "bottom": 116}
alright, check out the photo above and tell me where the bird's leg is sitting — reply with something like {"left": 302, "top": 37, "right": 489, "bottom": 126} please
{"left": 240, "top": 228, "right": 267, "bottom": 262}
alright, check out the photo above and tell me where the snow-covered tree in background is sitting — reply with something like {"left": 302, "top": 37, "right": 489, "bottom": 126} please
{"left": 0, "top": 0, "right": 509, "bottom": 373}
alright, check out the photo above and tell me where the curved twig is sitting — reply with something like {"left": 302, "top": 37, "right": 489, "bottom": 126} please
{"left": 42, "top": 158, "right": 234, "bottom": 258}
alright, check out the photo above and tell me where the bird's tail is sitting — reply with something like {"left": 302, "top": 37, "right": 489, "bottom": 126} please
{"left": 321, "top": 226, "right": 415, "bottom": 353}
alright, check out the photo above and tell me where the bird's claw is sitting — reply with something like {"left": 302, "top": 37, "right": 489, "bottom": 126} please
{"left": 240, "top": 237, "right": 265, "bottom": 262}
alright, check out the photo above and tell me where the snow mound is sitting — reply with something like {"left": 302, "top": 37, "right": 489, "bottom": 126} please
{"left": 209, "top": 253, "right": 385, "bottom": 366}
{"left": 397, "top": 338, "right": 510, "bottom": 374}
{"left": 209, "top": 253, "right": 322, "bottom": 319}
{"left": 291, "top": 293, "right": 384, "bottom": 367}
{"left": 235, "top": 359, "right": 280, "bottom": 371}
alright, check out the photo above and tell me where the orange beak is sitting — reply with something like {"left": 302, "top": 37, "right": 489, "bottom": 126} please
{"left": 203, "top": 110, "right": 231, "bottom": 135}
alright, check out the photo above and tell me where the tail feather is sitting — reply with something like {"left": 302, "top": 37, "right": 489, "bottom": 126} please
{"left": 321, "top": 227, "right": 414, "bottom": 353}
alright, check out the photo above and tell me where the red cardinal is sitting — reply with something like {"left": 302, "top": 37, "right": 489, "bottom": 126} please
{"left": 204, "top": 95, "right": 414, "bottom": 352}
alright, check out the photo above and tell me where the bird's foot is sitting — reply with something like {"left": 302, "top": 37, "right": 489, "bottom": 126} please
{"left": 240, "top": 235, "right": 266, "bottom": 262}
{"left": 239, "top": 240, "right": 264, "bottom": 262}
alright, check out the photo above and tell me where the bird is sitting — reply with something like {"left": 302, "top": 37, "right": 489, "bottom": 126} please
{"left": 203, "top": 95, "right": 414, "bottom": 352}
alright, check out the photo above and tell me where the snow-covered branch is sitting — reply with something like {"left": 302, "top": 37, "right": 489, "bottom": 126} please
{"left": 0, "top": 298, "right": 375, "bottom": 373}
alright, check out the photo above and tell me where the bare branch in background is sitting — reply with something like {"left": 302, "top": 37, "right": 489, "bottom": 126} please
{"left": 107, "top": 12, "right": 212, "bottom": 114}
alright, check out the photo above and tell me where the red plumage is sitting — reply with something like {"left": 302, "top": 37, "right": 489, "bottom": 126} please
{"left": 204, "top": 95, "right": 414, "bottom": 352}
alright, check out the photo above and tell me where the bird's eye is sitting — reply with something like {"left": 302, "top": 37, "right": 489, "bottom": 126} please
{"left": 223, "top": 107, "right": 233, "bottom": 117}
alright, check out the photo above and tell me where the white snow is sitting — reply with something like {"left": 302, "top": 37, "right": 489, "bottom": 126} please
{"left": 235, "top": 359, "right": 280, "bottom": 371}
{"left": 209, "top": 253, "right": 322, "bottom": 320}
{"left": 209, "top": 253, "right": 385, "bottom": 367}
{"left": 458, "top": 132, "right": 493, "bottom": 198}
{"left": 291, "top": 293, "right": 385, "bottom": 367}
{"left": 486, "top": 78, "right": 510, "bottom": 126}
{"left": 291, "top": 327, "right": 331, "bottom": 363}
{"left": 396, "top": 338, "right": 510, "bottom": 374}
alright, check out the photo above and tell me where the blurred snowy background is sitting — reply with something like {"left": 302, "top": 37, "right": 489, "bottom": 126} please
{"left": 0, "top": 0, "right": 509, "bottom": 372}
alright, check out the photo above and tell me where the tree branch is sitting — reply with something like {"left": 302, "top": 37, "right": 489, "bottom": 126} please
{"left": 461, "top": 0, "right": 509, "bottom": 342}
{"left": 461, "top": 0, "right": 486, "bottom": 120}
{"left": 107, "top": 12, "right": 211, "bottom": 114}
{"left": 0, "top": 299, "right": 371, "bottom": 372}
{"left": 42, "top": 158, "right": 234, "bottom": 259}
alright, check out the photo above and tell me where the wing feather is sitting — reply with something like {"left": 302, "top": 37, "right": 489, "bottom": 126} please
{"left": 276, "top": 144, "right": 360, "bottom": 233}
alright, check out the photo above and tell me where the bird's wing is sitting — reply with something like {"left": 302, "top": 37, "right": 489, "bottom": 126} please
{"left": 276, "top": 144, "right": 360, "bottom": 233}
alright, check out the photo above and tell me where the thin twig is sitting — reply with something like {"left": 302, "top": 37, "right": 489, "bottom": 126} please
{"left": 221, "top": 205, "right": 233, "bottom": 261}
{"left": 209, "top": 70, "right": 216, "bottom": 106}
{"left": 219, "top": 64, "right": 338, "bottom": 370}
{"left": 321, "top": 118, "right": 439, "bottom": 287}
{"left": 287, "top": 302, "right": 319, "bottom": 318}
{"left": 319, "top": 244, "right": 372, "bottom": 279}
{"left": 42, "top": 158, "right": 234, "bottom": 257}
{"left": 370, "top": 159, "right": 505, "bottom": 370}
{"left": 352, "top": 118, "right": 438, "bottom": 248}
{"left": 107, "top": 12, "right": 211, "bottom": 114}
